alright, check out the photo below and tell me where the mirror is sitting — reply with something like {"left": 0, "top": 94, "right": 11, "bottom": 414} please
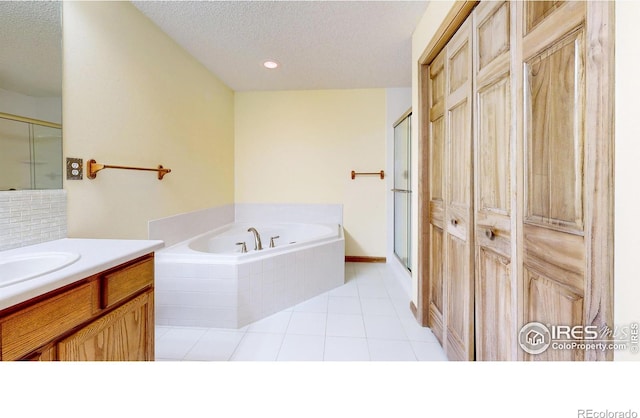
{"left": 0, "top": 1, "right": 62, "bottom": 190}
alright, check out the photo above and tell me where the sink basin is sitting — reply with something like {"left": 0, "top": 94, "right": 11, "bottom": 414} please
{"left": 0, "top": 252, "right": 81, "bottom": 288}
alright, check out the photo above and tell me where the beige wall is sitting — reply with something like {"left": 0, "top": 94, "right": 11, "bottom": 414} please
{"left": 411, "top": 1, "right": 640, "bottom": 359}
{"left": 235, "top": 89, "right": 387, "bottom": 257}
{"left": 62, "top": 1, "right": 234, "bottom": 239}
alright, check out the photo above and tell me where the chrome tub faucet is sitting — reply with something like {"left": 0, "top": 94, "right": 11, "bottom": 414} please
{"left": 247, "top": 227, "right": 263, "bottom": 250}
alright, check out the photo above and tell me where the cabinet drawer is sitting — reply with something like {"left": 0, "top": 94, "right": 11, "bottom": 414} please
{"left": 0, "top": 282, "right": 99, "bottom": 361}
{"left": 101, "top": 256, "right": 153, "bottom": 309}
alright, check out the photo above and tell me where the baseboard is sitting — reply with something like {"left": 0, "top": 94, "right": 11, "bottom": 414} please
{"left": 344, "top": 256, "right": 387, "bottom": 263}
{"left": 410, "top": 300, "right": 418, "bottom": 320}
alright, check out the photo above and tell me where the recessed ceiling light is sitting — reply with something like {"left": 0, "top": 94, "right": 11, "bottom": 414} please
{"left": 263, "top": 60, "right": 279, "bottom": 69}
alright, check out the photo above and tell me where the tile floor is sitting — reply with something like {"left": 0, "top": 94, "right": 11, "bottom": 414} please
{"left": 155, "top": 262, "right": 447, "bottom": 361}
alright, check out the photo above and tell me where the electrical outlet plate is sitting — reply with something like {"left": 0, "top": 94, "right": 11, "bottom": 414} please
{"left": 66, "top": 158, "right": 83, "bottom": 180}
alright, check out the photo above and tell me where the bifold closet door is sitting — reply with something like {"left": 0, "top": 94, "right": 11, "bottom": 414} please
{"left": 473, "top": 1, "right": 517, "bottom": 361}
{"left": 424, "top": 0, "right": 612, "bottom": 362}
{"left": 518, "top": 0, "right": 588, "bottom": 361}
{"left": 428, "top": 45, "right": 446, "bottom": 347}
{"left": 517, "top": 1, "right": 613, "bottom": 360}
{"left": 427, "top": 46, "right": 446, "bottom": 349}
{"left": 427, "top": 16, "right": 474, "bottom": 361}
{"left": 445, "top": 18, "right": 474, "bottom": 362}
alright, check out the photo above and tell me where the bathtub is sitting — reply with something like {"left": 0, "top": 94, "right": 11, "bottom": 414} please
{"left": 154, "top": 222, "right": 345, "bottom": 328}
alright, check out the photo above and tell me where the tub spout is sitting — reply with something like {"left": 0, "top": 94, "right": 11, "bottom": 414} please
{"left": 247, "top": 227, "right": 263, "bottom": 251}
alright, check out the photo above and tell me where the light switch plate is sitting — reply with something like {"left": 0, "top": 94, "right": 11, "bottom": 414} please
{"left": 66, "top": 158, "right": 83, "bottom": 180}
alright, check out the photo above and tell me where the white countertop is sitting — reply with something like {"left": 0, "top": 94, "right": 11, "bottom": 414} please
{"left": 0, "top": 238, "right": 164, "bottom": 311}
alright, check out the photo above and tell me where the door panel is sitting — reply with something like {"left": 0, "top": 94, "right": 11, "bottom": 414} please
{"left": 477, "top": 77, "right": 510, "bottom": 215}
{"left": 448, "top": 101, "right": 471, "bottom": 208}
{"left": 429, "top": 226, "right": 445, "bottom": 343}
{"left": 431, "top": 53, "right": 446, "bottom": 108}
{"left": 477, "top": 1, "right": 510, "bottom": 72}
{"left": 427, "top": 16, "right": 474, "bottom": 360}
{"left": 525, "top": 268, "right": 584, "bottom": 361}
{"left": 525, "top": 29, "right": 585, "bottom": 231}
{"left": 449, "top": 42, "right": 470, "bottom": 93}
{"left": 427, "top": 48, "right": 447, "bottom": 346}
{"left": 431, "top": 117, "right": 445, "bottom": 202}
{"left": 524, "top": 1, "right": 564, "bottom": 35}
{"left": 444, "top": 17, "right": 474, "bottom": 361}
{"left": 523, "top": 224, "right": 585, "bottom": 280}
{"left": 518, "top": 0, "right": 595, "bottom": 361}
{"left": 473, "top": 1, "right": 515, "bottom": 360}
{"left": 446, "top": 234, "right": 471, "bottom": 361}
{"left": 477, "top": 247, "right": 513, "bottom": 360}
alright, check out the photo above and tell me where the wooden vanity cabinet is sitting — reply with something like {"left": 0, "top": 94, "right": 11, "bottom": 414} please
{"left": 57, "top": 291, "right": 153, "bottom": 361}
{"left": 0, "top": 253, "right": 155, "bottom": 361}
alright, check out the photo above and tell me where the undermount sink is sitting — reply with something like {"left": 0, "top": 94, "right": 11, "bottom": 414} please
{"left": 0, "top": 252, "right": 81, "bottom": 288}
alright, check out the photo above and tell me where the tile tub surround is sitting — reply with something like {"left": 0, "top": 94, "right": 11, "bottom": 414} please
{"left": 155, "top": 238, "right": 345, "bottom": 328}
{"left": 149, "top": 203, "right": 343, "bottom": 248}
{"left": 149, "top": 204, "right": 234, "bottom": 248}
{"left": 0, "top": 190, "right": 67, "bottom": 251}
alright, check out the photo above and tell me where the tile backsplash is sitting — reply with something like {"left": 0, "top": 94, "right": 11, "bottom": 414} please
{"left": 0, "top": 190, "right": 67, "bottom": 251}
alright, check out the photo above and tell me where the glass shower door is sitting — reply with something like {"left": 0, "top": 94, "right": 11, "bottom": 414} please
{"left": 0, "top": 117, "right": 31, "bottom": 190}
{"left": 32, "top": 124, "right": 63, "bottom": 189}
{"left": 393, "top": 111, "right": 411, "bottom": 271}
{"left": 0, "top": 115, "right": 62, "bottom": 190}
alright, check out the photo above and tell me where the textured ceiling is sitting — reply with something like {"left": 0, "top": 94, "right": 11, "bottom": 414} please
{"left": 0, "top": 1, "right": 428, "bottom": 97}
{"left": 0, "top": 1, "right": 62, "bottom": 97}
{"left": 132, "top": 0, "right": 429, "bottom": 91}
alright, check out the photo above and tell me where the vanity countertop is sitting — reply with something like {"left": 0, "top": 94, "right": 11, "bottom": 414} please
{"left": 0, "top": 238, "right": 164, "bottom": 312}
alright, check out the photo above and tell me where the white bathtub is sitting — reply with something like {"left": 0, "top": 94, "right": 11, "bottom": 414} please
{"left": 187, "top": 222, "right": 340, "bottom": 259}
{"left": 155, "top": 222, "right": 345, "bottom": 328}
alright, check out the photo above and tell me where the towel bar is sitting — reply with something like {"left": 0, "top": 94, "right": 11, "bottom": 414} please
{"left": 87, "top": 159, "right": 172, "bottom": 180}
{"left": 351, "top": 170, "right": 384, "bottom": 180}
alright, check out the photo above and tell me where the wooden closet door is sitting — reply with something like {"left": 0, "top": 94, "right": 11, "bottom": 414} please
{"left": 421, "top": 0, "right": 612, "bottom": 362}
{"left": 427, "top": 16, "right": 474, "bottom": 361}
{"left": 518, "top": 0, "right": 586, "bottom": 361}
{"left": 516, "top": 1, "right": 613, "bottom": 361}
{"left": 444, "top": 17, "right": 474, "bottom": 361}
{"left": 427, "top": 49, "right": 446, "bottom": 347}
{"left": 473, "top": 1, "right": 516, "bottom": 361}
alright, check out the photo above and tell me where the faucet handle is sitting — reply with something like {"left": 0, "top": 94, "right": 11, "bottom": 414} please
{"left": 269, "top": 236, "right": 280, "bottom": 248}
{"left": 235, "top": 242, "right": 247, "bottom": 253}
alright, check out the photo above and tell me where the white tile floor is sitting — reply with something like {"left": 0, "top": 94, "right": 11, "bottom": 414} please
{"left": 155, "top": 262, "right": 447, "bottom": 361}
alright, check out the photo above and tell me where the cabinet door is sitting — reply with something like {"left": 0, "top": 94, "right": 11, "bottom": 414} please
{"left": 57, "top": 291, "right": 154, "bottom": 361}
{"left": 473, "top": 1, "right": 517, "bottom": 361}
